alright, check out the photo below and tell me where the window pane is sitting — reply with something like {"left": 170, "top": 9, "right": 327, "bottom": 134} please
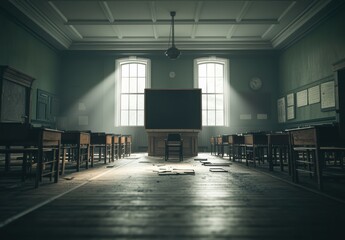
{"left": 121, "top": 110, "right": 128, "bottom": 126}
{"left": 197, "top": 60, "right": 226, "bottom": 127}
{"left": 122, "top": 77, "right": 129, "bottom": 93}
{"left": 202, "top": 95, "right": 207, "bottom": 110}
{"left": 121, "top": 64, "right": 129, "bottom": 77}
{"left": 118, "top": 59, "right": 149, "bottom": 127}
{"left": 199, "top": 64, "right": 207, "bottom": 77}
{"left": 207, "top": 77, "right": 215, "bottom": 93}
{"left": 207, "top": 63, "right": 215, "bottom": 77}
{"left": 216, "top": 95, "right": 223, "bottom": 110}
{"left": 129, "top": 95, "right": 137, "bottom": 109}
{"left": 208, "top": 95, "right": 215, "bottom": 110}
{"left": 199, "top": 77, "right": 207, "bottom": 92}
{"left": 129, "top": 64, "right": 137, "bottom": 77}
{"left": 138, "top": 94, "right": 144, "bottom": 109}
{"left": 138, "top": 77, "right": 145, "bottom": 93}
{"left": 216, "top": 110, "right": 224, "bottom": 126}
{"left": 129, "top": 111, "right": 137, "bottom": 126}
{"left": 215, "top": 64, "right": 223, "bottom": 77}
{"left": 202, "top": 110, "right": 207, "bottom": 125}
{"left": 129, "top": 77, "right": 137, "bottom": 93}
{"left": 215, "top": 77, "right": 223, "bottom": 93}
{"left": 121, "top": 95, "right": 129, "bottom": 109}
{"left": 138, "top": 64, "right": 145, "bottom": 77}
{"left": 208, "top": 110, "right": 215, "bottom": 126}
{"left": 138, "top": 110, "right": 144, "bottom": 126}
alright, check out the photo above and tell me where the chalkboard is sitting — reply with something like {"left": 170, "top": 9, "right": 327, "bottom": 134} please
{"left": 145, "top": 89, "right": 202, "bottom": 130}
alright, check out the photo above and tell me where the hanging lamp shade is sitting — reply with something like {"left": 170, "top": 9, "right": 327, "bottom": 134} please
{"left": 165, "top": 11, "right": 181, "bottom": 59}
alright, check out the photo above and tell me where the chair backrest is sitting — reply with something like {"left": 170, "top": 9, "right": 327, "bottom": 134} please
{"left": 167, "top": 133, "right": 181, "bottom": 141}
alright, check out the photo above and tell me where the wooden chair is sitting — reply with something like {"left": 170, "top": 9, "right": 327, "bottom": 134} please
{"left": 165, "top": 133, "right": 183, "bottom": 161}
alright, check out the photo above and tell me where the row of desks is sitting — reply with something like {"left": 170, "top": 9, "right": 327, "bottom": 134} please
{"left": 0, "top": 123, "right": 132, "bottom": 188}
{"left": 212, "top": 124, "right": 345, "bottom": 191}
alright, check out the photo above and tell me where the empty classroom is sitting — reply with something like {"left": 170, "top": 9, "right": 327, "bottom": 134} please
{"left": 1, "top": 1, "right": 345, "bottom": 239}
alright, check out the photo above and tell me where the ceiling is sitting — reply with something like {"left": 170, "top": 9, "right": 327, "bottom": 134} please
{"left": 1, "top": 0, "right": 343, "bottom": 51}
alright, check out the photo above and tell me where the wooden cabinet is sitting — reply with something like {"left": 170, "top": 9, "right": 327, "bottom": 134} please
{"left": 0, "top": 66, "right": 35, "bottom": 124}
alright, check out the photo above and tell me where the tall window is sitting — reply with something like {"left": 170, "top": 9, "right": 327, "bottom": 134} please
{"left": 116, "top": 57, "right": 151, "bottom": 126}
{"left": 194, "top": 57, "right": 229, "bottom": 126}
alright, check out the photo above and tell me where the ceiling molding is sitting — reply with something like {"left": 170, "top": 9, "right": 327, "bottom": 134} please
{"left": 272, "top": 0, "right": 332, "bottom": 48}
{"left": 65, "top": 19, "right": 279, "bottom": 26}
{"left": 9, "top": 0, "right": 72, "bottom": 48}
{"left": 68, "top": 40, "right": 273, "bottom": 51}
{"left": 3, "top": 0, "right": 341, "bottom": 51}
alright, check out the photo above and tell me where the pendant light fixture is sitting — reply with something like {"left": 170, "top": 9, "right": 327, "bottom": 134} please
{"left": 165, "top": 11, "right": 181, "bottom": 59}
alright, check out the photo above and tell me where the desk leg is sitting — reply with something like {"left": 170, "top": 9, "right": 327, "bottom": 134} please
{"left": 315, "top": 148, "right": 323, "bottom": 191}
{"left": 35, "top": 147, "right": 43, "bottom": 188}
{"left": 61, "top": 148, "right": 66, "bottom": 175}
{"left": 76, "top": 145, "right": 81, "bottom": 172}
{"left": 90, "top": 146, "right": 94, "bottom": 167}
{"left": 54, "top": 146, "right": 60, "bottom": 183}
{"left": 5, "top": 146, "right": 10, "bottom": 172}
{"left": 86, "top": 145, "right": 90, "bottom": 169}
{"left": 22, "top": 152, "right": 28, "bottom": 182}
{"left": 268, "top": 144, "right": 273, "bottom": 171}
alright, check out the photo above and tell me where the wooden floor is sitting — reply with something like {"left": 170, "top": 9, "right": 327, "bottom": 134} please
{"left": 0, "top": 153, "right": 345, "bottom": 240}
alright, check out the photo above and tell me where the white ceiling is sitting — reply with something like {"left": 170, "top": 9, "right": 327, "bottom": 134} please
{"left": 2, "top": 0, "right": 343, "bottom": 51}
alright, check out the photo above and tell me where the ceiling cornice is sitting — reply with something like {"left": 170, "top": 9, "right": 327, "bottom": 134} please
{"left": 9, "top": 0, "right": 72, "bottom": 49}
{"left": 272, "top": 0, "right": 332, "bottom": 48}
{"left": 4, "top": 0, "right": 343, "bottom": 51}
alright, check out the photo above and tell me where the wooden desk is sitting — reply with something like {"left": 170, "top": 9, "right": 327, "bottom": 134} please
{"left": 216, "top": 135, "right": 229, "bottom": 157}
{"left": 210, "top": 136, "right": 216, "bottom": 155}
{"left": 266, "top": 133, "right": 289, "bottom": 172}
{"left": 90, "top": 132, "right": 113, "bottom": 165}
{"left": 61, "top": 131, "right": 90, "bottom": 173}
{"left": 112, "top": 134, "right": 121, "bottom": 160}
{"left": 0, "top": 123, "right": 62, "bottom": 188}
{"left": 287, "top": 125, "right": 344, "bottom": 190}
{"left": 123, "top": 135, "right": 132, "bottom": 157}
{"left": 244, "top": 133, "right": 268, "bottom": 167}
{"left": 228, "top": 134, "right": 245, "bottom": 162}
{"left": 147, "top": 130, "right": 199, "bottom": 157}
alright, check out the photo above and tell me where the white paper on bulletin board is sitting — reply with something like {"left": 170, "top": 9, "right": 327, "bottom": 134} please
{"left": 321, "top": 81, "right": 335, "bottom": 109}
{"left": 297, "top": 89, "right": 308, "bottom": 107}
{"left": 277, "top": 97, "right": 286, "bottom": 123}
{"left": 287, "top": 93, "right": 294, "bottom": 106}
{"left": 287, "top": 106, "right": 295, "bottom": 120}
{"left": 308, "top": 85, "right": 320, "bottom": 104}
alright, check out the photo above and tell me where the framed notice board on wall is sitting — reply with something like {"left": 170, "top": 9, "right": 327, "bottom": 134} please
{"left": 37, "top": 89, "right": 59, "bottom": 123}
{"left": 0, "top": 66, "right": 35, "bottom": 123}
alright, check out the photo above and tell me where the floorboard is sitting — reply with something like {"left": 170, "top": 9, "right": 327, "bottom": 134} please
{"left": 0, "top": 153, "right": 344, "bottom": 239}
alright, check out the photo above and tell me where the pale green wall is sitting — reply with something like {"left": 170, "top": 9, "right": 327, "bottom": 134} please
{"left": 0, "top": 10, "right": 61, "bottom": 121}
{"left": 278, "top": 5, "right": 345, "bottom": 125}
{"left": 59, "top": 52, "right": 279, "bottom": 151}
{"left": 1, "top": 0, "right": 344, "bottom": 152}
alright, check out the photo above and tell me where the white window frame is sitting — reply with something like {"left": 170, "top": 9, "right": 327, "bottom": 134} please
{"left": 115, "top": 57, "right": 151, "bottom": 127}
{"left": 194, "top": 57, "right": 229, "bottom": 126}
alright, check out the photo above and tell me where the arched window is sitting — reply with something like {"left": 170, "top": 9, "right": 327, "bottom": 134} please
{"left": 115, "top": 57, "right": 151, "bottom": 126}
{"left": 194, "top": 57, "right": 229, "bottom": 126}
